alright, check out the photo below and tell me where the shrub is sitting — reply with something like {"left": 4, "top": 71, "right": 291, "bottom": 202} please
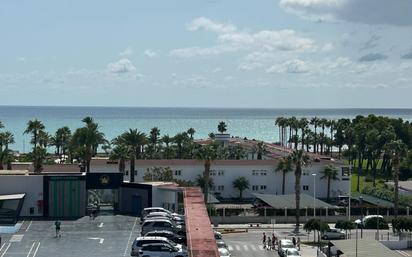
{"left": 364, "top": 217, "right": 389, "bottom": 229}
{"left": 392, "top": 217, "right": 412, "bottom": 232}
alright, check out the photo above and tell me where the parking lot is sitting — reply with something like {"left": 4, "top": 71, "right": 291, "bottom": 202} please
{"left": 0, "top": 215, "right": 140, "bottom": 257}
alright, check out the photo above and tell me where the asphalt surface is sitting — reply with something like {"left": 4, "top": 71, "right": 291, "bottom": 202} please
{"left": 0, "top": 215, "right": 140, "bottom": 257}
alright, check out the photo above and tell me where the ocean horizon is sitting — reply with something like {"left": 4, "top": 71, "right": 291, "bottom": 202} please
{"left": 1, "top": 105, "right": 412, "bottom": 153}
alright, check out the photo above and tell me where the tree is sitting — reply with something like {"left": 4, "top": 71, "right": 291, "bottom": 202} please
{"left": 187, "top": 128, "right": 196, "bottom": 139}
{"left": 161, "top": 134, "right": 175, "bottom": 159}
{"left": 195, "top": 174, "right": 214, "bottom": 201}
{"left": 310, "top": 117, "right": 320, "bottom": 153}
{"left": 52, "top": 127, "right": 72, "bottom": 157}
{"left": 386, "top": 139, "right": 407, "bottom": 217}
{"left": 289, "top": 149, "right": 310, "bottom": 232}
{"left": 335, "top": 220, "right": 355, "bottom": 239}
{"left": 109, "top": 141, "right": 129, "bottom": 174}
{"left": 232, "top": 177, "right": 249, "bottom": 200}
{"left": 275, "top": 157, "right": 293, "bottom": 195}
{"left": 304, "top": 219, "right": 329, "bottom": 243}
{"left": 173, "top": 132, "right": 189, "bottom": 159}
{"left": 255, "top": 142, "right": 268, "bottom": 160}
{"left": 30, "top": 146, "right": 47, "bottom": 173}
{"left": 321, "top": 165, "right": 340, "bottom": 202}
{"left": 118, "top": 129, "right": 147, "bottom": 182}
{"left": 71, "top": 117, "right": 106, "bottom": 173}
{"left": 196, "top": 143, "right": 218, "bottom": 203}
{"left": 299, "top": 118, "right": 308, "bottom": 150}
{"left": 24, "top": 119, "right": 45, "bottom": 149}
{"left": 217, "top": 121, "right": 227, "bottom": 134}
{"left": 0, "top": 131, "right": 15, "bottom": 170}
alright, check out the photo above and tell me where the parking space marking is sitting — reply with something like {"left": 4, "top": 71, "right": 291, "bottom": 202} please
{"left": 243, "top": 245, "right": 249, "bottom": 251}
{"left": 27, "top": 242, "right": 36, "bottom": 257}
{"left": 0, "top": 243, "right": 11, "bottom": 257}
{"left": 123, "top": 217, "right": 138, "bottom": 257}
{"left": 26, "top": 220, "right": 33, "bottom": 232}
{"left": 88, "top": 237, "right": 105, "bottom": 244}
{"left": 228, "top": 245, "right": 234, "bottom": 251}
{"left": 98, "top": 222, "right": 104, "bottom": 228}
{"left": 235, "top": 245, "right": 241, "bottom": 251}
{"left": 250, "top": 245, "right": 256, "bottom": 251}
{"left": 33, "top": 242, "right": 40, "bottom": 257}
{"left": 397, "top": 250, "right": 410, "bottom": 257}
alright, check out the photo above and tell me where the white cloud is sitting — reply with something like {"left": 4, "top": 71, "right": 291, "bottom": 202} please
{"left": 119, "top": 47, "right": 133, "bottom": 57}
{"left": 267, "top": 59, "right": 310, "bottom": 74}
{"left": 238, "top": 62, "right": 264, "bottom": 71}
{"left": 187, "top": 17, "right": 237, "bottom": 34}
{"left": 107, "top": 59, "right": 136, "bottom": 74}
{"left": 171, "top": 19, "right": 317, "bottom": 58}
{"left": 321, "top": 43, "right": 334, "bottom": 52}
{"left": 144, "top": 49, "right": 158, "bottom": 58}
{"left": 280, "top": 0, "right": 412, "bottom": 26}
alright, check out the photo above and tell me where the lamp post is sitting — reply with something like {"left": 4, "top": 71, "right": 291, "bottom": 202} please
{"left": 376, "top": 201, "right": 380, "bottom": 240}
{"left": 360, "top": 196, "right": 363, "bottom": 239}
{"left": 312, "top": 173, "right": 316, "bottom": 217}
{"left": 348, "top": 169, "right": 352, "bottom": 221}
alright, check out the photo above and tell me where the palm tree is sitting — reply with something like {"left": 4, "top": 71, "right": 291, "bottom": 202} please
{"left": 385, "top": 140, "right": 407, "bottom": 217}
{"left": 289, "top": 149, "right": 310, "bottom": 232}
{"left": 217, "top": 121, "right": 227, "bottom": 134}
{"left": 320, "top": 165, "right": 340, "bottom": 202}
{"left": 275, "top": 157, "right": 293, "bottom": 195}
{"left": 232, "top": 177, "right": 249, "bottom": 200}
{"left": 187, "top": 128, "right": 196, "bottom": 139}
{"left": 119, "top": 129, "right": 147, "bottom": 182}
{"left": 255, "top": 142, "right": 268, "bottom": 160}
{"left": 52, "top": 126, "right": 72, "bottom": 156}
{"left": 299, "top": 118, "right": 308, "bottom": 150}
{"left": 30, "top": 146, "right": 47, "bottom": 173}
{"left": 195, "top": 174, "right": 214, "bottom": 202}
{"left": 110, "top": 142, "right": 129, "bottom": 174}
{"left": 71, "top": 117, "right": 106, "bottom": 173}
{"left": 161, "top": 134, "right": 175, "bottom": 159}
{"left": 310, "top": 117, "right": 320, "bottom": 153}
{"left": 0, "top": 121, "right": 3, "bottom": 129}
{"left": 24, "top": 119, "right": 45, "bottom": 149}
{"left": 196, "top": 143, "right": 218, "bottom": 203}
{"left": 0, "top": 131, "right": 15, "bottom": 170}
{"left": 173, "top": 132, "right": 189, "bottom": 159}
{"left": 319, "top": 118, "right": 328, "bottom": 154}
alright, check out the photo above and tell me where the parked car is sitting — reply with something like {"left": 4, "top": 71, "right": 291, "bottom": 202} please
{"left": 137, "top": 243, "right": 188, "bottom": 257}
{"left": 130, "top": 236, "right": 184, "bottom": 256}
{"left": 141, "top": 207, "right": 184, "bottom": 220}
{"left": 278, "top": 239, "right": 295, "bottom": 257}
{"left": 142, "top": 212, "right": 185, "bottom": 226}
{"left": 141, "top": 219, "right": 184, "bottom": 236}
{"left": 321, "top": 229, "right": 346, "bottom": 240}
{"left": 216, "top": 239, "right": 228, "bottom": 249}
{"left": 218, "top": 247, "right": 231, "bottom": 257}
{"left": 285, "top": 248, "right": 301, "bottom": 257}
{"left": 143, "top": 230, "right": 186, "bottom": 245}
{"left": 214, "top": 230, "right": 222, "bottom": 240}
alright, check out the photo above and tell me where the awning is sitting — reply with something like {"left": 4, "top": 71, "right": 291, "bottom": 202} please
{"left": 253, "top": 193, "right": 335, "bottom": 209}
{"left": 0, "top": 193, "right": 26, "bottom": 201}
{"left": 330, "top": 239, "right": 399, "bottom": 257}
{"left": 353, "top": 194, "right": 394, "bottom": 208}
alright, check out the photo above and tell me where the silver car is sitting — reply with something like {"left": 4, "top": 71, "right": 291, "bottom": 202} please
{"left": 141, "top": 219, "right": 184, "bottom": 236}
{"left": 130, "top": 236, "right": 183, "bottom": 256}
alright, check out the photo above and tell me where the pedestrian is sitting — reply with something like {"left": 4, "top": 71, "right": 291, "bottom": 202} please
{"left": 272, "top": 234, "right": 276, "bottom": 250}
{"left": 55, "top": 220, "right": 61, "bottom": 238}
{"left": 297, "top": 237, "right": 301, "bottom": 251}
{"left": 262, "top": 232, "right": 266, "bottom": 249}
{"left": 292, "top": 237, "right": 296, "bottom": 248}
{"left": 267, "top": 237, "right": 272, "bottom": 250}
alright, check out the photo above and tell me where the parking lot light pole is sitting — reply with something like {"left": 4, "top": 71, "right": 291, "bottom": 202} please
{"left": 360, "top": 196, "right": 363, "bottom": 238}
{"left": 312, "top": 173, "right": 316, "bottom": 217}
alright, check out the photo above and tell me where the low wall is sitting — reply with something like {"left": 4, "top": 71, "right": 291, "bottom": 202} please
{"left": 381, "top": 240, "right": 409, "bottom": 250}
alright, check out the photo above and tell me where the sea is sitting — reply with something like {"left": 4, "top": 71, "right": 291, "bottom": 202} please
{"left": 1, "top": 106, "right": 412, "bottom": 153}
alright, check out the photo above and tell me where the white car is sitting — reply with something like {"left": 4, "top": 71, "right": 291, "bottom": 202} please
{"left": 278, "top": 239, "right": 295, "bottom": 257}
{"left": 130, "top": 236, "right": 184, "bottom": 256}
{"left": 285, "top": 248, "right": 301, "bottom": 257}
{"left": 355, "top": 215, "right": 384, "bottom": 228}
{"left": 216, "top": 239, "right": 228, "bottom": 249}
{"left": 218, "top": 247, "right": 231, "bottom": 257}
{"left": 138, "top": 243, "right": 188, "bottom": 257}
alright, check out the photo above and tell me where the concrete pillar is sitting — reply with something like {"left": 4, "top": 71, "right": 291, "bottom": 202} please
{"left": 407, "top": 207, "right": 410, "bottom": 216}
{"left": 367, "top": 208, "right": 369, "bottom": 216}
{"left": 264, "top": 207, "right": 267, "bottom": 217}
{"left": 285, "top": 207, "right": 287, "bottom": 217}
{"left": 326, "top": 207, "right": 328, "bottom": 217}
{"left": 223, "top": 208, "right": 225, "bottom": 217}
{"left": 387, "top": 209, "right": 389, "bottom": 217}
{"left": 305, "top": 207, "right": 308, "bottom": 217}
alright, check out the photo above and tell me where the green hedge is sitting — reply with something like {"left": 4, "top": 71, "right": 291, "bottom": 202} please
{"left": 362, "top": 185, "right": 412, "bottom": 207}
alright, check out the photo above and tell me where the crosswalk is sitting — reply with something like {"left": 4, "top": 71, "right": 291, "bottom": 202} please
{"left": 228, "top": 244, "right": 270, "bottom": 252}
{"left": 396, "top": 250, "right": 411, "bottom": 257}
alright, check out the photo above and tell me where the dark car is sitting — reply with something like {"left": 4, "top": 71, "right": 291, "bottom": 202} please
{"left": 143, "top": 230, "right": 186, "bottom": 245}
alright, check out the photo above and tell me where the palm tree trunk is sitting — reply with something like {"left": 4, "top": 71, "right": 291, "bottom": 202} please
{"left": 240, "top": 190, "right": 243, "bottom": 200}
{"left": 130, "top": 156, "right": 135, "bottom": 182}
{"left": 356, "top": 154, "right": 362, "bottom": 192}
{"left": 295, "top": 166, "right": 302, "bottom": 232}
{"left": 394, "top": 157, "right": 400, "bottom": 218}
{"left": 203, "top": 160, "right": 211, "bottom": 203}
{"left": 313, "top": 126, "right": 317, "bottom": 153}
{"left": 282, "top": 171, "right": 286, "bottom": 195}
{"left": 327, "top": 177, "right": 331, "bottom": 202}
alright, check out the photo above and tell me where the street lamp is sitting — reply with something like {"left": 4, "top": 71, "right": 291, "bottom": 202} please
{"left": 376, "top": 201, "right": 380, "bottom": 240}
{"left": 312, "top": 173, "right": 316, "bottom": 217}
{"left": 359, "top": 196, "right": 363, "bottom": 238}
{"left": 348, "top": 169, "right": 352, "bottom": 221}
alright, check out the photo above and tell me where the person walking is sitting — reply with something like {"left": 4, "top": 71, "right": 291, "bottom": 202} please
{"left": 267, "top": 237, "right": 272, "bottom": 250}
{"left": 272, "top": 233, "right": 277, "bottom": 250}
{"left": 262, "top": 232, "right": 266, "bottom": 249}
{"left": 297, "top": 237, "right": 301, "bottom": 251}
{"left": 55, "top": 220, "right": 61, "bottom": 238}
{"left": 292, "top": 237, "right": 296, "bottom": 248}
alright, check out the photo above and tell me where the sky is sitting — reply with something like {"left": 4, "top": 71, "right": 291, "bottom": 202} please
{"left": 1, "top": 0, "right": 412, "bottom": 108}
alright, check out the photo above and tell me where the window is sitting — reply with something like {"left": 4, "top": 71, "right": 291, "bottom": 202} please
{"left": 125, "top": 171, "right": 129, "bottom": 175}
{"left": 218, "top": 185, "right": 224, "bottom": 191}
{"left": 252, "top": 169, "right": 267, "bottom": 176}
{"left": 218, "top": 170, "right": 225, "bottom": 176}
{"left": 252, "top": 170, "right": 259, "bottom": 176}
{"left": 260, "top": 185, "right": 267, "bottom": 190}
{"left": 260, "top": 171, "right": 267, "bottom": 176}
{"left": 303, "top": 185, "right": 309, "bottom": 191}
{"left": 211, "top": 186, "right": 216, "bottom": 191}
{"left": 210, "top": 170, "right": 217, "bottom": 176}
{"left": 252, "top": 185, "right": 259, "bottom": 191}
{"left": 174, "top": 170, "right": 181, "bottom": 176}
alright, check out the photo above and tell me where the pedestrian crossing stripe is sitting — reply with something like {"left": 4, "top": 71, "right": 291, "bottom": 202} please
{"left": 227, "top": 244, "right": 272, "bottom": 251}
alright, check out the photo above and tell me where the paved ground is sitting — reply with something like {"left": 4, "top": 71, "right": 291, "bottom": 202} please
{"left": 0, "top": 215, "right": 140, "bottom": 257}
{"left": 222, "top": 230, "right": 318, "bottom": 257}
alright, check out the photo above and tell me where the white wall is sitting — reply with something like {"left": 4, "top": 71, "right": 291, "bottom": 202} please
{"left": 120, "top": 162, "right": 349, "bottom": 199}
{"left": 0, "top": 175, "right": 44, "bottom": 216}
{"left": 152, "top": 187, "right": 178, "bottom": 212}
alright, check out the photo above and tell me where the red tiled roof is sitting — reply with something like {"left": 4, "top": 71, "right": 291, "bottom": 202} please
{"left": 184, "top": 187, "right": 219, "bottom": 257}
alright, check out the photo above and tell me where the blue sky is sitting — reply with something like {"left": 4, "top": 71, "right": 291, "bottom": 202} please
{"left": 1, "top": 0, "right": 412, "bottom": 108}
